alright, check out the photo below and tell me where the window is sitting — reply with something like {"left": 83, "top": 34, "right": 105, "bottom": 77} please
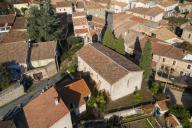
{"left": 187, "top": 65, "right": 191, "bottom": 69}
{"left": 127, "top": 80, "right": 129, "bottom": 87}
{"left": 173, "top": 60, "right": 176, "bottom": 65}
{"left": 161, "top": 65, "right": 164, "bottom": 70}
{"left": 189, "top": 34, "right": 191, "bottom": 39}
{"left": 171, "top": 68, "right": 174, "bottom": 73}
{"left": 162, "top": 58, "right": 166, "bottom": 62}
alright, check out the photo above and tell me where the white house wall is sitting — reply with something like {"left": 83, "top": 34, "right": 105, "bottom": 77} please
{"left": 111, "top": 71, "right": 143, "bottom": 100}
{"left": 56, "top": 7, "right": 72, "bottom": 14}
{"left": 50, "top": 112, "right": 72, "bottom": 128}
{"left": 31, "top": 59, "right": 55, "bottom": 68}
{"left": 78, "top": 56, "right": 112, "bottom": 94}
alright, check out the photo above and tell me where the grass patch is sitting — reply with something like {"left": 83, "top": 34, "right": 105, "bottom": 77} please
{"left": 106, "top": 83, "right": 153, "bottom": 112}
{"left": 61, "top": 43, "right": 83, "bottom": 61}
{"left": 145, "top": 119, "right": 154, "bottom": 128}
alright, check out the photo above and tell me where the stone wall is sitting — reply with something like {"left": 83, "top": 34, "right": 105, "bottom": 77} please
{"left": 0, "top": 84, "right": 25, "bottom": 107}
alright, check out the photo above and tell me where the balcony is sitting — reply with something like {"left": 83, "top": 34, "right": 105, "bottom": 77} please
{"left": 155, "top": 70, "right": 192, "bottom": 88}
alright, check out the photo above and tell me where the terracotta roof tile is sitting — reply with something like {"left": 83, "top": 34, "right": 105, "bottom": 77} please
{"left": 127, "top": 7, "right": 164, "bottom": 17}
{"left": 166, "top": 114, "right": 181, "bottom": 127}
{"left": 0, "top": 14, "right": 16, "bottom": 27}
{"left": 0, "top": 30, "right": 27, "bottom": 44}
{"left": 23, "top": 87, "right": 69, "bottom": 128}
{"left": 30, "top": 41, "right": 56, "bottom": 61}
{"left": 57, "top": 79, "right": 91, "bottom": 107}
{"left": 156, "top": 99, "right": 169, "bottom": 111}
{"left": 78, "top": 43, "right": 142, "bottom": 84}
{"left": 0, "top": 41, "right": 27, "bottom": 64}
{"left": 73, "top": 17, "right": 88, "bottom": 26}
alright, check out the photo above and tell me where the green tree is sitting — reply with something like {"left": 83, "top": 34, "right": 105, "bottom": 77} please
{"left": 139, "top": 40, "right": 152, "bottom": 80}
{"left": 175, "top": 6, "right": 180, "bottom": 13}
{"left": 87, "top": 96, "right": 97, "bottom": 107}
{"left": 67, "top": 64, "right": 75, "bottom": 73}
{"left": 67, "top": 36, "right": 81, "bottom": 49}
{"left": 134, "top": 91, "right": 142, "bottom": 102}
{"left": 150, "top": 82, "right": 160, "bottom": 95}
{"left": 102, "top": 29, "right": 115, "bottom": 49}
{"left": 169, "top": 105, "right": 191, "bottom": 128}
{"left": 0, "top": 65, "right": 11, "bottom": 91}
{"left": 27, "top": 0, "right": 62, "bottom": 42}
{"left": 115, "top": 36, "right": 125, "bottom": 55}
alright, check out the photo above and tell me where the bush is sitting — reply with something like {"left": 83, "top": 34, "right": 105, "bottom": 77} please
{"left": 169, "top": 105, "right": 191, "bottom": 128}
{"left": 134, "top": 91, "right": 142, "bottom": 102}
{"left": 0, "top": 65, "right": 11, "bottom": 91}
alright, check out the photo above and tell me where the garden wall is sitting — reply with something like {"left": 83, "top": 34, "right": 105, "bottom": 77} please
{"left": 0, "top": 84, "right": 25, "bottom": 107}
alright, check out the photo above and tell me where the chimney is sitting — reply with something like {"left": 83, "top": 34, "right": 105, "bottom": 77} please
{"left": 54, "top": 96, "right": 60, "bottom": 106}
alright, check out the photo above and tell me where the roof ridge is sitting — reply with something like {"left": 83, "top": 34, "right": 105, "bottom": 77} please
{"left": 89, "top": 43, "right": 131, "bottom": 73}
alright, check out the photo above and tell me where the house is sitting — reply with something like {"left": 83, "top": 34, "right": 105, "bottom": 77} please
{"left": 57, "top": 79, "right": 91, "bottom": 115}
{"left": 23, "top": 86, "right": 73, "bottom": 128}
{"left": 0, "top": 14, "right": 16, "bottom": 33}
{"left": 181, "top": 25, "right": 192, "bottom": 43}
{"left": 155, "top": 99, "right": 169, "bottom": 116}
{"left": 88, "top": 16, "right": 105, "bottom": 42}
{"left": 129, "top": 0, "right": 156, "bottom": 9}
{"left": 72, "top": 11, "right": 91, "bottom": 43}
{"left": 110, "top": 0, "right": 128, "bottom": 13}
{"left": 179, "top": 2, "right": 192, "bottom": 13}
{"left": 25, "top": 41, "right": 58, "bottom": 80}
{"left": 11, "top": 0, "right": 29, "bottom": 10}
{"left": 77, "top": 43, "right": 143, "bottom": 100}
{"left": 85, "top": 0, "right": 106, "bottom": 19}
{"left": 75, "top": 1, "right": 85, "bottom": 12}
{"left": 12, "top": 17, "right": 27, "bottom": 31}
{"left": 166, "top": 114, "right": 183, "bottom": 128}
{"left": 156, "top": 1, "right": 178, "bottom": 17}
{"left": 126, "top": 7, "right": 164, "bottom": 22}
{"left": 151, "top": 27, "right": 183, "bottom": 45}
{"left": 130, "top": 37, "right": 192, "bottom": 86}
{"left": 0, "top": 30, "right": 28, "bottom": 67}
{"left": 55, "top": 1, "right": 72, "bottom": 14}
{"left": 0, "top": 120, "right": 16, "bottom": 128}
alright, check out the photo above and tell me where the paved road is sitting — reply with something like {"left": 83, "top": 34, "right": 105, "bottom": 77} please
{"left": 0, "top": 73, "right": 62, "bottom": 120}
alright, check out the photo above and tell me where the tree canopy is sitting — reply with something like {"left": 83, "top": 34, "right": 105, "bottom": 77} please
{"left": 0, "top": 64, "right": 11, "bottom": 91}
{"left": 169, "top": 105, "right": 191, "bottom": 128}
{"left": 27, "top": 0, "right": 62, "bottom": 42}
{"left": 139, "top": 40, "right": 152, "bottom": 80}
{"left": 102, "top": 29, "right": 125, "bottom": 55}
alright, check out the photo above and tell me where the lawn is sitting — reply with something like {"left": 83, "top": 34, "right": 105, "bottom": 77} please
{"left": 106, "top": 83, "right": 153, "bottom": 112}
{"left": 145, "top": 118, "right": 154, "bottom": 128}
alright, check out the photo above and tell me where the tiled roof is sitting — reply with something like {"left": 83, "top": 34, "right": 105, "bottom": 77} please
{"left": 0, "top": 41, "right": 27, "bottom": 64}
{"left": 73, "top": 17, "right": 88, "bottom": 26}
{"left": 92, "top": 17, "right": 105, "bottom": 26}
{"left": 0, "top": 14, "right": 16, "bottom": 27}
{"left": 56, "top": 1, "right": 72, "bottom": 7}
{"left": 156, "top": 99, "right": 169, "bottom": 111}
{"left": 127, "top": 7, "right": 164, "bottom": 17}
{"left": 76, "top": 1, "right": 84, "bottom": 8}
{"left": 78, "top": 43, "right": 142, "bottom": 84}
{"left": 137, "top": 37, "right": 185, "bottom": 60}
{"left": 166, "top": 114, "right": 182, "bottom": 127}
{"left": 0, "top": 120, "right": 16, "bottom": 128}
{"left": 57, "top": 79, "right": 91, "bottom": 107}
{"left": 111, "top": 0, "right": 127, "bottom": 7}
{"left": 23, "top": 87, "right": 69, "bottom": 128}
{"left": 72, "top": 11, "right": 86, "bottom": 17}
{"left": 0, "top": 30, "right": 27, "bottom": 44}
{"left": 74, "top": 28, "right": 89, "bottom": 34}
{"left": 152, "top": 27, "right": 177, "bottom": 41}
{"left": 30, "top": 41, "right": 56, "bottom": 61}
{"left": 85, "top": 1, "right": 105, "bottom": 9}
{"left": 12, "top": 17, "right": 26, "bottom": 30}
{"left": 158, "top": 1, "right": 177, "bottom": 7}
